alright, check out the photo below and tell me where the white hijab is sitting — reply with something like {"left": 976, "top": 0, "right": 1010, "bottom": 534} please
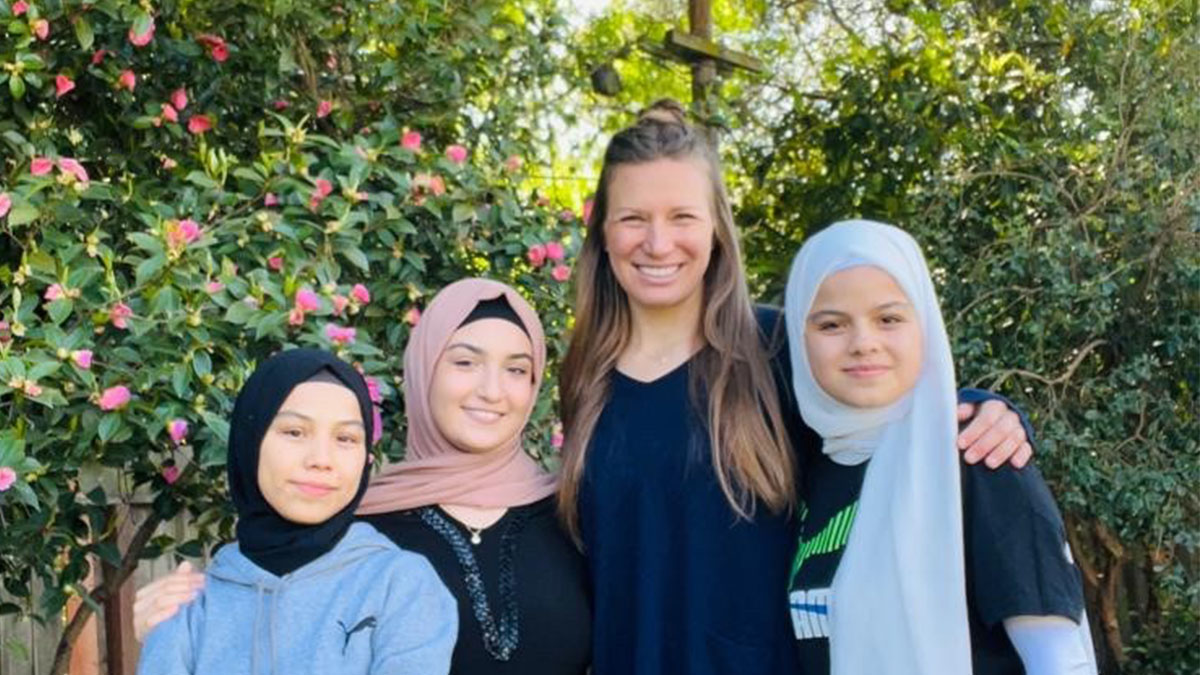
{"left": 784, "top": 220, "right": 972, "bottom": 674}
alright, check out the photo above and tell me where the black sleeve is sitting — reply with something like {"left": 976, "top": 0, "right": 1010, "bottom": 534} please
{"left": 961, "top": 461, "right": 1086, "bottom": 628}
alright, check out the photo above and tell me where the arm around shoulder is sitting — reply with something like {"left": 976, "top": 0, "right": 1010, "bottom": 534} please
{"left": 370, "top": 551, "right": 458, "bottom": 675}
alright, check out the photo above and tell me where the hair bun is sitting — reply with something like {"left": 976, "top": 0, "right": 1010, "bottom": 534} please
{"left": 637, "top": 99, "right": 689, "bottom": 125}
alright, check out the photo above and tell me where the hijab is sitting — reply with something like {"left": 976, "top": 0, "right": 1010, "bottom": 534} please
{"left": 357, "top": 278, "right": 557, "bottom": 513}
{"left": 229, "top": 348, "right": 375, "bottom": 577}
{"left": 784, "top": 220, "right": 972, "bottom": 674}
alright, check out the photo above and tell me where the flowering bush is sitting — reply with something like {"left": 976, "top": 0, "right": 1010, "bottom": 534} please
{"left": 0, "top": 0, "right": 576, "bottom": 666}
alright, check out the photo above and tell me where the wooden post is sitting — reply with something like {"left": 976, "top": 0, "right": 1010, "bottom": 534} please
{"left": 688, "top": 0, "right": 717, "bottom": 141}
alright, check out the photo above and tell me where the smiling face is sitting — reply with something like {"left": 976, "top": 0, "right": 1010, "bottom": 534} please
{"left": 602, "top": 157, "right": 715, "bottom": 317}
{"left": 428, "top": 318, "right": 536, "bottom": 455}
{"left": 803, "top": 265, "right": 924, "bottom": 408}
{"left": 257, "top": 381, "right": 367, "bottom": 524}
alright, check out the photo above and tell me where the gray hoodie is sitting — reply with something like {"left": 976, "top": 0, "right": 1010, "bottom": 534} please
{"left": 137, "top": 522, "right": 457, "bottom": 675}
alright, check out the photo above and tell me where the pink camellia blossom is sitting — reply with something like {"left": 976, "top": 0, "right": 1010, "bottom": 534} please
{"left": 109, "top": 302, "right": 133, "bottom": 329}
{"left": 372, "top": 406, "right": 383, "bottom": 445}
{"left": 401, "top": 131, "right": 422, "bottom": 152}
{"left": 551, "top": 431, "right": 564, "bottom": 449}
{"left": 545, "top": 241, "right": 565, "bottom": 262}
{"left": 551, "top": 264, "right": 571, "bottom": 283}
{"left": 98, "top": 385, "right": 132, "bottom": 411}
{"left": 317, "top": 100, "right": 332, "bottom": 118}
{"left": 268, "top": 256, "right": 284, "bottom": 271}
{"left": 178, "top": 219, "right": 201, "bottom": 243}
{"left": 91, "top": 49, "right": 109, "bottom": 65}
{"left": 161, "top": 156, "right": 177, "bottom": 170}
{"left": 273, "top": 99, "right": 290, "bottom": 111}
{"left": 205, "top": 280, "right": 224, "bottom": 294}
{"left": 32, "top": 18, "right": 49, "bottom": 40}
{"left": 117, "top": 69, "right": 137, "bottom": 92}
{"left": 444, "top": 144, "right": 468, "bottom": 164}
{"left": 72, "top": 350, "right": 94, "bottom": 369}
{"left": 365, "top": 376, "right": 383, "bottom": 404}
{"left": 526, "top": 243, "right": 547, "bottom": 267}
{"left": 167, "top": 419, "right": 189, "bottom": 444}
{"left": 55, "top": 74, "right": 75, "bottom": 98}
{"left": 160, "top": 103, "right": 179, "bottom": 123}
{"left": 0, "top": 193, "right": 11, "bottom": 219}
{"left": 211, "top": 42, "right": 229, "bottom": 62}
{"left": 187, "top": 115, "right": 212, "bottom": 135}
{"left": 12, "top": 1, "right": 28, "bottom": 16}
{"left": 0, "top": 467, "right": 16, "bottom": 492}
{"left": 351, "top": 284, "right": 371, "bottom": 305}
{"left": 161, "top": 465, "right": 181, "bottom": 485}
{"left": 57, "top": 158, "right": 89, "bottom": 184}
{"left": 324, "top": 323, "right": 356, "bottom": 345}
{"left": 582, "top": 198, "right": 595, "bottom": 225}
{"left": 196, "top": 34, "right": 229, "bottom": 62}
{"left": 264, "top": 193, "right": 279, "bottom": 207}
{"left": 287, "top": 307, "right": 305, "bottom": 326}
{"left": 331, "top": 294, "right": 349, "bottom": 316}
{"left": 314, "top": 178, "right": 333, "bottom": 198}
{"left": 31, "top": 157, "right": 54, "bottom": 176}
{"left": 23, "top": 380, "right": 42, "bottom": 397}
{"left": 128, "top": 18, "right": 155, "bottom": 47}
{"left": 559, "top": 208, "right": 575, "bottom": 222}
{"left": 404, "top": 307, "right": 421, "bottom": 326}
{"left": 504, "top": 155, "right": 522, "bottom": 172}
{"left": 44, "top": 284, "right": 65, "bottom": 301}
{"left": 294, "top": 288, "right": 320, "bottom": 312}
{"left": 170, "top": 88, "right": 188, "bottom": 110}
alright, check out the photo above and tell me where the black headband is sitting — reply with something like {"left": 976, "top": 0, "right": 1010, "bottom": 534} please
{"left": 458, "top": 295, "right": 529, "bottom": 337}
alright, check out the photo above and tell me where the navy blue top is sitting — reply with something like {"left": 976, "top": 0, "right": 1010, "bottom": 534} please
{"left": 579, "top": 307, "right": 809, "bottom": 675}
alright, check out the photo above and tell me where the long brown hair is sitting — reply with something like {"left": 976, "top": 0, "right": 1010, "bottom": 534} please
{"left": 557, "top": 100, "right": 795, "bottom": 542}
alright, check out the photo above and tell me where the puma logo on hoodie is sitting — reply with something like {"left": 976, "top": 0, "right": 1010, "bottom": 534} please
{"left": 338, "top": 616, "right": 378, "bottom": 654}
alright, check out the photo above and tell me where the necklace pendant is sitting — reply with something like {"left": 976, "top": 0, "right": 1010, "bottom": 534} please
{"left": 470, "top": 531, "right": 482, "bottom": 545}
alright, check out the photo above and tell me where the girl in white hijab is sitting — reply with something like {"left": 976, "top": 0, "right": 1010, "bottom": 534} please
{"left": 783, "top": 220, "right": 1096, "bottom": 675}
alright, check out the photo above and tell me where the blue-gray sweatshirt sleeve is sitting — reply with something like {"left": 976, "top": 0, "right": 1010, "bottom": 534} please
{"left": 369, "top": 553, "right": 458, "bottom": 675}
{"left": 136, "top": 593, "right": 200, "bottom": 675}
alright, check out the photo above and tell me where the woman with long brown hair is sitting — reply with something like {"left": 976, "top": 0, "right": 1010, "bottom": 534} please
{"left": 557, "top": 100, "right": 1033, "bottom": 674}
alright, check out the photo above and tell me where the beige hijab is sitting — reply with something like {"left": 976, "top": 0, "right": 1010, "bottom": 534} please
{"left": 357, "top": 279, "right": 557, "bottom": 513}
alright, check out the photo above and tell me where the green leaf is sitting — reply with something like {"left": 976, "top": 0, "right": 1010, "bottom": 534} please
{"left": 340, "top": 245, "right": 370, "bottom": 272}
{"left": 223, "top": 300, "right": 258, "bottom": 325}
{"left": 171, "top": 364, "right": 189, "bottom": 398}
{"left": 7, "top": 203, "right": 38, "bottom": 226}
{"left": 97, "top": 414, "right": 122, "bottom": 443}
{"left": 93, "top": 542, "right": 122, "bottom": 567}
{"left": 192, "top": 351, "right": 211, "bottom": 378}
{"left": 452, "top": 202, "right": 476, "bottom": 223}
{"left": 131, "top": 11, "right": 152, "bottom": 39}
{"left": 27, "top": 360, "right": 61, "bottom": 381}
{"left": 74, "top": 16, "right": 95, "bottom": 50}
{"left": 135, "top": 254, "right": 166, "bottom": 286}
{"left": 185, "top": 171, "right": 219, "bottom": 190}
{"left": 127, "top": 232, "right": 165, "bottom": 255}
{"left": 9, "top": 481, "right": 39, "bottom": 510}
{"left": 47, "top": 298, "right": 74, "bottom": 325}
{"left": 9, "top": 74, "right": 24, "bottom": 100}
{"left": 150, "top": 286, "right": 180, "bottom": 315}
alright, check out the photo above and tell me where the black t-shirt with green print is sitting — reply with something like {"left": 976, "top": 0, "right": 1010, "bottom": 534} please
{"left": 788, "top": 450, "right": 1087, "bottom": 675}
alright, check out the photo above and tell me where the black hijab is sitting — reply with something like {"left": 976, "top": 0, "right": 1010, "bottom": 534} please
{"left": 228, "top": 348, "right": 374, "bottom": 576}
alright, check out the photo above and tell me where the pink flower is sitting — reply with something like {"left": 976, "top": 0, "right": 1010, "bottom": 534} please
{"left": 317, "top": 100, "right": 333, "bottom": 118}
{"left": 551, "top": 431, "right": 564, "bottom": 449}
{"left": 23, "top": 381, "right": 42, "bottom": 397}
{"left": 31, "top": 157, "right": 54, "bottom": 176}
{"left": 57, "top": 158, "right": 89, "bottom": 184}
{"left": 128, "top": 18, "right": 155, "bottom": 47}
{"left": 526, "top": 243, "right": 547, "bottom": 267}
{"left": 264, "top": 193, "right": 279, "bottom": 207}
{"left": 167, "top": 419, "right": 189, "bottom": 445}
{"left": 545, "top": 241, "right": 565, "bottom": 261}
{"left": 551, "top": 264, "right": 571, "bottom": 282}
{"left": 170, "top": 88, "right": 188, "bottom": 110}
{"left": 351, "top": 283, "right": 371, "bottom": 305}
{"left": 117, "top": 69, "right": 137, "bottom": 92}
{"left": 504, "top": 155, "right": 523, "bottom": 172}
{"left": 365, "top": 376, "right": 383, "bottom": 404}
{"left": 372, "top": 406, "right": 383, "bottom": 445}
{"left": 444, "top": 144, "right": 468, "bottom": 164}
{"left": 187, "top": 115, "right": 212, "bottom": 135}
{"left": 206, "top": 280, "right": 224, "bottom": 293}
{"left": 404, "top": 307, "right": 421, "bottom": 326}
{"left": 32, "top": 18, "right": 48, "bottom": 40}
{"left": 109, "top": 302, "right": 133, "bottom": 329}
{"left": 401, "top": 131, "right": 422, "bottom": 152}
{"left": 324, "top": 324, "right": 356, "bottom": 345}
{"left": 91, "top": 49, "right": 109, "bottom": 66}
{"left": 160, "top": 103, "right": 179, "bottom": 123}
{"left": 0, "top": 467, "right": 16, "bottom": 492}
{"left": 161, "top": 465, "right": 181, "bottom": 485}
{"left": 12, "top": 1, "right": 28, "bottom": 17}
{"left": 178, "top": 219, "right": 201, "bottom": 243}
{"left": 55, "top": 74, "right": 75, "bottom": 98}
{"left": 559, "top": 208, "right": 575, "bottom": 222}
{"left": 0, "top": 193, "right": 10, "bottom": 219}
{"left": 331, "top": 294, "right": 349, "bottom": 316}
{"left": 287, "top": 307, "right": 305, "bottom": 326}
{"left": 314, "top": 178, "right": 333, "bottom": 198}
{"left": 72, "top": 350, "right": 94, "bottom": 369}
{"left": 268, "top": 256, "right": 284, "bottom": 271}
{"left": 294, "top": 288, "right": 320, "bottom": 312}
{"left": 98, "top": 385, "right": 132, "bottom": 411}
{"left": 211, "top": 43, "right": 229, "bottom": 62}
{"left": 161, "top": 156, "right": 177, "bottom": 170}
{"left": 196, "top": 34, "right": 229, "bottom": 62}
{"left": 273, "top": 99, "right": 290, "bottom": 111}
{"left": 582, "top": 198, "right": 595, "bottom": 225}
{"left": 44, "top": 284, "right": 65, "bottom": 301}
